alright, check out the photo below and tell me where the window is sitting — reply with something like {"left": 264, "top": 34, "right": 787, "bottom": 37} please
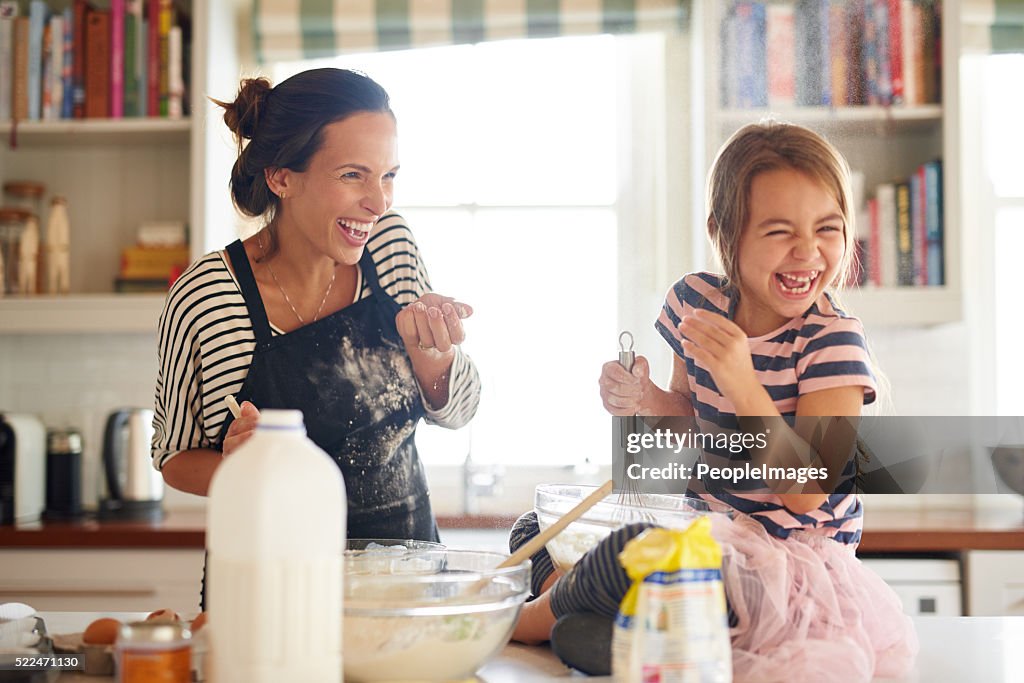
{"left": 272, "top": 35, "right": 669, "bottom": 466}
{"left": 981, "top": 55, "right": 1024, "bottom": 415}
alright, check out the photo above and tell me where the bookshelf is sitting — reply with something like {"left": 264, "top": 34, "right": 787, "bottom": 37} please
{"left": 0, "top": 0, "right": 238, "bottom": 334}
{"left": 692, "top": 0, "right": 961, "bottom": 327}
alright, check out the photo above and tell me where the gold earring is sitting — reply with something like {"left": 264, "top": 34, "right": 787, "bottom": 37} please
{"left": 279, "top": 192, "right": 286, "bottom": 200}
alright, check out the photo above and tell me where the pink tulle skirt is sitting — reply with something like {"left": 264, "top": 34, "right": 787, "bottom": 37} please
{"left": 710, "top": 514, "right": 919, "bottom": 683}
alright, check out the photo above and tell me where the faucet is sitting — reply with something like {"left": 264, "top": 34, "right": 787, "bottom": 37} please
{"left": 463, "top": 452, "right": 504, "bottom": 515}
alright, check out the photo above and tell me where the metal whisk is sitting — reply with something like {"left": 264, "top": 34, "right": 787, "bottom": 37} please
{"left": 616, "top": 331, "right": 647, "bottom": 512}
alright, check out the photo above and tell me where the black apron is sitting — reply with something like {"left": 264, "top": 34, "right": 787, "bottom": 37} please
{"left": 202, "top": 241, "right": 439, "bottom": 609}
{"left": 219, "top": 239, "right": 438, "bottom": 539}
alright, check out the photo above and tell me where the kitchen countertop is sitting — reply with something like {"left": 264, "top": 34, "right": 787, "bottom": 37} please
{"left": 26, "top": 612, "right": 1024, "bottom": 682}
{"left": 2, "top": 508, "right": 1023, "bottom": 552}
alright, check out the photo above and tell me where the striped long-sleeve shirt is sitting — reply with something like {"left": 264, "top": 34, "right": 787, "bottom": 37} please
{"left": 655, "top": 272, "right": 877, "bottom": 546}
{"left": 152, "top": 212, "right": 481, "bottom": 469}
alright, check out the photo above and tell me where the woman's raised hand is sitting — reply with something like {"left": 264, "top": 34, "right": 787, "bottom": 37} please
{"left": 396, "top": 292, "right": 473, "bottom": 356}
{"left": 222, "top": 401, "right": 259, "bottom": 456}
{"left": 599, "top": 355, "right": 653, "bottom": 416}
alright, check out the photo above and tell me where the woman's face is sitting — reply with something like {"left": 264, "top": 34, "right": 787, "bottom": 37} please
{"left": 281, "top": 111, "right": 399, "bottom": 265}
{"left": 734, "top": 167, "right": 846, "bottom": 336}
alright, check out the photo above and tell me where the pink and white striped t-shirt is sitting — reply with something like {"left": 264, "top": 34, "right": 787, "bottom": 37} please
{"left": 655, "top": 272, "right": 878, "bottom": 546}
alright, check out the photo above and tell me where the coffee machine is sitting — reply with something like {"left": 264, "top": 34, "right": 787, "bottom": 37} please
{"left": 98, "top": 408, "right": 164, "bottom": 521}
{"left": 0, "top": 413, "right": 46, "bottom": 524}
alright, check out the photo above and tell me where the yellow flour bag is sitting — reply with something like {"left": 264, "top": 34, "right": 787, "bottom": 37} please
{"left": 612, "top": 518, "right": 732, "bottom": 683}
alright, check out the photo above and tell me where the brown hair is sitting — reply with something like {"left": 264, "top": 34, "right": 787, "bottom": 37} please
{"left": 706, "top": 121, "right": 858, "bottom": 293}
{"left": 211, "top": 68, "right": 393, "bottom": 255}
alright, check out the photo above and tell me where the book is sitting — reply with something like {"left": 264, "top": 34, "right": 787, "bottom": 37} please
{"left": 895, "top": 180, "right": 913, "bottom": 285}
{"left": 909, "top": 167, "right": 926, "bottom": 285}
{"left": 158, "top": 0, "right": 172, "bottom": 116}
{"left": 887, "top": 0, "right": 904, "bottom": 103}
{"left": 61, "top": 6, "right": 72, "bottom": 119}
{"left": 735, "top": 2, "right": 767, "bottom": 108}
{"left": 12, "top": 16, "right": 28, "bottom": 121}
{"left": 766, "top": 2, "right": 796, "bottom": 108}
{"left": 50, "top": 14, "right": 64, "bottom": 119}
{"left": 168, "top": 24, "right": 182, "bottom": 118}
{"left": 120, "top": 245, "right": 190, "bottom": 279}
{"left": 924, "top": 159, "right": 943, "bottom": 285}
{"left": 110, "top": 0, "right": 124, "bottom": 118}
{"left": 27, "top": 0, "right": 47, "bottom": 121}
{"left": 84, "top": 7, "right": 111, "bottom": 118}
{"left": 124, "top": 0, "right": 141, "bottom": 116}
{"left": 795, "top": 0, "right": 830, "bottom": 106}
{"left": 867, "top": 197, "right": 881, "bottom": 286}
{"left": 828, "top": 0, "right": 848, "bottom": 105}
{"left": 876, "top": 182, "right": 897, "bottom": 287}
{"left": 72, "top": 0, "right": 87, "bottom": 118}
{"left": 0, "top": 1, "right": 17, "bottom": 121}
{"left": 146, "top": 0, "right": 158, "bottom": 115}
{"left": 844, "top": 0, "right": 866, "bottom": 105}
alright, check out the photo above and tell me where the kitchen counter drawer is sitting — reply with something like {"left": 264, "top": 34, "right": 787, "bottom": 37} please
{"left": 0, "top": 548, "right": 204, "bottom": 615}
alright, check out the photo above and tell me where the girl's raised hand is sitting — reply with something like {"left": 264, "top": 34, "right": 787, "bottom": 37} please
{"left": 396, "top": 293, "right": 473, "bottom": 356}
{"left": 598, "top": 355, "right": 653, "bottom": 416}
{"left": 678, "top": 310, "right": 759, "bottom": 404}
{"left": 223, "top": 400, "right": 259, "bottom": 456}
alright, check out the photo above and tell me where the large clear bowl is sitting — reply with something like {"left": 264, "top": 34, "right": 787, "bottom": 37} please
{"left": 534, "top": 484, "right": 734, "bottom": 572}
{"left": 343, "top": 547, "right": 529, "bottom": 683}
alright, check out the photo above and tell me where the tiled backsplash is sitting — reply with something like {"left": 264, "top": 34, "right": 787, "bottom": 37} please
{"left": 0, "top": 320, "right": 1002, "bottom": 514}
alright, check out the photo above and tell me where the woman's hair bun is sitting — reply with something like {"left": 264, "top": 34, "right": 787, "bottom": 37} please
{"left": 222, "top": 77, "right": 273, "bottom": 140}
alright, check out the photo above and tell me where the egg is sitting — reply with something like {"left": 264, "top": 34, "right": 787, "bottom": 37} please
{"left": 145, "top": 609, "right": 181, "bottom": 623}
{"left": 82, "top": 617, "right": 121, "bottom": 645}
{"left": 190, "top": 612, "right": 207, "bottom": 631}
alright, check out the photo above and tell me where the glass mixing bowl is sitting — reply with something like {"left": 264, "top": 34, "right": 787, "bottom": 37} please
{"left": 342, "top": 548, "right": 529, "bottom": 683}
{"left": 535, "top": 484, "right": 735, "bottom": 571}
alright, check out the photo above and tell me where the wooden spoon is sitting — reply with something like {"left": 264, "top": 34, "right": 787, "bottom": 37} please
{"left": 497, "top": 479, "right": 614, "bottom": 569}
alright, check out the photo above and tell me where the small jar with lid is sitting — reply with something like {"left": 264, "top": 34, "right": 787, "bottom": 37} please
{"left": 0, "top": 207, "right": 33, "bottom": 295}
{"left": 3, "top": 180, "right": 46, "bottom": 218}
{"left": 116, "top": 620, "right": 192, "bottom": 683}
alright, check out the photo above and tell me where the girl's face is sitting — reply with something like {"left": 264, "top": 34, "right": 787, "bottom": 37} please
{"left": 280, "top": 111, "right": 399, "bottom": 265}
{"left": 734, "top": 167, "right": 846, "bottom": 336}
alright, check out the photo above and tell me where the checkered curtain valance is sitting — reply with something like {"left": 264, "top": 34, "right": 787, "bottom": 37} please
{"left": 253, "top": 0, "right": 689, "bottom": 62}
{"left": 963, "top": 0, "right": 1024, "bottom": 53}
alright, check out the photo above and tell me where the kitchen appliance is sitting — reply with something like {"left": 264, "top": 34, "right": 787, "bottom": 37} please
{"left": 43, "top": 428, "right": 84, "bottom": 520}
{"left": 0, "top": 413, "right": 46, "bottom": 524}
{"left": 98, "top": 408, "right": 163, "bottom": 521}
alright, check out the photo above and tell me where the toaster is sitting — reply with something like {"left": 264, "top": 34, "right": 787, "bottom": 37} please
{"left": 0, "top": 413, "right": 46, "bottom": 524}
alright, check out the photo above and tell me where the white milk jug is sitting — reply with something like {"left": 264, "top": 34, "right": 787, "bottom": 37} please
{"left": 207, "top": 409, "right": 345, "bottom": 683}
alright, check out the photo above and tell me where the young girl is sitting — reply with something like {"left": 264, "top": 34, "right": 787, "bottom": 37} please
{"left": 510, "top": 122, "right": 918, "bottom": 682}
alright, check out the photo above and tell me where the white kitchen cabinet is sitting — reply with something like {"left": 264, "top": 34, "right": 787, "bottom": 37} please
{"left": 862, "top": 557, "right": 963, "bottom": 616}
{"left": 0, "top": 0, "right": 239, "bottom": 334}
{"left": 0, "top": 548, "right": 205, "bottom": 615}
{"left": 966, "top": 550, "right": 1024, "bottom": 616}
{"left": 690, "top": 0, "right": 961, "bottom": 327}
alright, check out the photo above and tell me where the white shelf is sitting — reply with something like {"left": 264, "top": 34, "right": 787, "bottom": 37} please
{"left": 0, "top": 294, "right": 166, "bottom": 334}
{"left": 0, "top": 118, "right": 190, "bottom": 147}
{"left": 840, "top": 286, "right": 962, "bottom": 327}
{"left": 717, "top": 105, "right": 943, "bottom": 133}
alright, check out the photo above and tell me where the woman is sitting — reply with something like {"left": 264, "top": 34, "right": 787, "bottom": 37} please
{"left": 153, "top": 68, "right": 480, "bottom": 545}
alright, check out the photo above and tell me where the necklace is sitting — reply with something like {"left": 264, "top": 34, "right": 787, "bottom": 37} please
{"left": 258, "top": 230, "right": 336, "bottom": 325}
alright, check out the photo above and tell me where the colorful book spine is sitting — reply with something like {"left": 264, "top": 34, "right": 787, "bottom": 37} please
{"left": 766, "top": 2, "right": 796, "bottom": 108}
{"left": 844, "top": 0, "right": 866, "bottom": 105}
{"left": 138, "top": 16, "right": 147, "bottom": 116}
{"left": 158, "top": 0, "right": 172, "bottom": 117}
{"left": 146, "top": 0, "right": 159, "bottom": 115}
{"left": 887, "top": 0, "right": 904, "bottom": 103}
{"left": 0, "top": 1, "right": 18, "bottom": 122}
{"left": 27, "top": 0, "right": 47, "bottom": 121}
{"left": 910, "top": 167, "right": 926, "bottom": 285}
{"left": 110, "top": 0, "right": 125, "bottom": 118}
{"left": 867, "top": 197, "right": 881, "bottom": 286}
{"left": 895, "top": 181, "right": 913, "bottom": 285}
{"left": 829, "top": 0, "right": 848, "bottom": 106}
{"left": 72, "top": 0, "right": 86, "bottom": 118}
{"left": 61, "top": 6, "right": 72, "bottom": 119}
{"left": 168, "top": 24, "right": 182, "bottom": 119}
{"left": 125, "top": 0, "right": 143, "bottom": 116}
{"left": 12, "top": 16, "right": 28, "bottom": 120}
{"left": 876, "top": 182, "right": 897, "bottom": 287}
{"left": 735, "top": 2, "right": 767, "bottom": 108}
{"left": 84, "top": 7, "right": 111, "bottom": 118}
{"left": 924, "top": 159, "right": 943, "bottom": 285}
